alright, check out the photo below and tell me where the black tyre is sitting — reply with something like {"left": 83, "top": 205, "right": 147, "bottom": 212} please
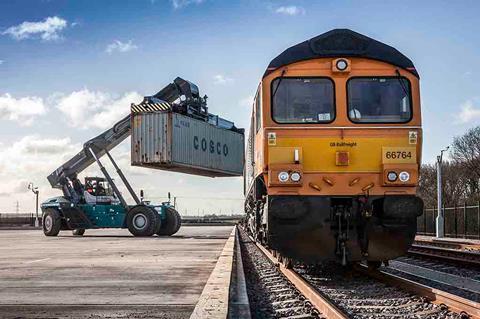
{"left": 72, "top": 229, "right": 85, "bottom": 236}
{"left": 127, "top": 205, "right": 160, "bottom": 237}
{"left": 172, "top": 209, "right": 181, "bottom": 234}
{"left": 42, "top": 208, "right": 61, "bottom": 236}
{"left": 156, "top": 208, "right": 178, "bottom": 236}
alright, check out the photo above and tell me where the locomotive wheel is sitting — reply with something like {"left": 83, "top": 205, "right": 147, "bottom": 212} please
{"left": 367, "top": 261, "right": 382, "bottom": 270}
{"left": 282, "top": 257, "right": 293, "bottom": 269}
{"left": 127, "top": 206, "right": 160, "bottom": 237}
{"left": 156, "top": 208, "right": 178, "bottom": 236}
{"left": 42, "top": 208, "right": 61, "bottom": 237}
{"left": 72, "top": 229, "right": 85, "bottom": 236}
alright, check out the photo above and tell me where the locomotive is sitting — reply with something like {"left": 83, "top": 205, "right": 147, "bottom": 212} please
{"left": 244, "top": 29, "right": 423, "bottom": 267}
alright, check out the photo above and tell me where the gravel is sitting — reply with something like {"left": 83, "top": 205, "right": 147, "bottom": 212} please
{"left": 384, "top": 256, "right": 480, "bottom": 302}
{"left": 400, "top": 255, "right": 480, "bottom": 281}
{"left": 239, "top": 228, "right": 465, "bottom": 319}
{"left": 239, "top": 231, "right": 322, "bottom": 319}
{"left": 295, "top": 263, "right": 461, "bottom": 319}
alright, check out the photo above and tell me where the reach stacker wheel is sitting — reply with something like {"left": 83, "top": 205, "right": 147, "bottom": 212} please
{"left": 156, "top": 208, "right": 180, "bottom": 236}
{"left": 72, "top": 229, "right": 85, "bottom": 236}
{"left": 42, "top": 208, "right": 61, "bottom": 237}
{"left": 127, "top": 205, "right": 160, "bottom": 237}
{"left": 172, "top": 209, "right": 181, "bottom": 234}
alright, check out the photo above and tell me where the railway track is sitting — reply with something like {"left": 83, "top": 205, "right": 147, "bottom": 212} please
{"left": 239, "top": 227, "right": 480, "bottom": 319}
{"left": 414, "top": 238, "right": 480, "bottom": 251}
{"left": 408, "top": 241, "right": 480, "bottom": 267}
{"left": 246, "top": 235, "right": 346, "bottom": 318}
{"left": 354, "top": 264, "right": 480, "bottom": 319}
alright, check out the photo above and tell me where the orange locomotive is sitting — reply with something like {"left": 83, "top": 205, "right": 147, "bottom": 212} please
{"left": 244, "top": 29, "right": 423, "bottom": 267}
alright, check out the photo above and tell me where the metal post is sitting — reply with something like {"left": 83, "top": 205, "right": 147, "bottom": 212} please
{"left": 436, "top": 157, "right": 444, "bottom": 238}
{"left": 35, "top": 191, "right": 39, "bottom": 227}
{"left": 88, "top": 147, "right": 128, "bottom": 208}
{"left": 477, "top": 201, "right": 480, "bottom": 239}
{"left": 443, "top": 204, "right": 446, "bottom": 236}
{"left": 463, "top": 203, "right": 467, "bottom": 239}
{"left": 105, "top": 150, "right": 140, "bottom": 204}
{"left": 435, "top": 147, "right": 449, "bottom": 238}
{"left": 28, "top": 183, "right": 40, "bottom": 227}
{"left": 454, "top": 204, "right": 458, "bottom": 238}
{"left": 423, "top": 207, "right": 427, "bottom": 234}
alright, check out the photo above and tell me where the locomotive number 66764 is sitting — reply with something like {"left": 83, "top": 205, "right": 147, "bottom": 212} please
{"left": 244, "top": 29, "right": 423, "bottom": 268}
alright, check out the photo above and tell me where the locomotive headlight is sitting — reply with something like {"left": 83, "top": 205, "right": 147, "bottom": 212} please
{"left": 278, "top": 171, "right": 289, "bottom": 182}
{"left": 336, "top": 59, "right": 348, "bottom": 71}
{"left": 387, "top": 171, "right": 398, "bottom": 182}
{"left": 399, "top": 171, "right": 410, "bottom": 182}
{"left": 290, "top": 172, "right": 301, "bottom": 182}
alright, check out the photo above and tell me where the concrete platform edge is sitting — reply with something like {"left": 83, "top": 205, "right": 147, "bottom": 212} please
{"left": 189, "top": 226, "right": 236, "bottom": 319}
{"left": 227, "top": 227, "right": 251, "bottom": 318}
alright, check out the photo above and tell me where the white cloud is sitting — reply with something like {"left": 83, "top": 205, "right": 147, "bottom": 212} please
{"left": 0, "top": 135, "right": 81, "bottom": 203}
{"left": 213, "top": 74, "right": 234, "bottom": 85}
{"left": 0, "top": 93, "right": 47, "bottom": 126}
{"left": 170, "top": 0, "right": 204, "bottom": 9}
{"left": 2, "top": 16, "right": 68, "bottom": 41}
{"left": 55, "top": 89, "right": 143, "bottom": 129}
{"left": 275, "top": 6, "right": 306, "bottom": 16}
{"left": 105, "top": 40, "right": 138, "bottom": 54}
{"left": 0, "top": 60, "right": 4, "bottom": 65}
{"left": 457, "top": 100, "right": 480, "bottom": 123}
{"left": 239, "top": 95, "right": 254, "bottom": 108}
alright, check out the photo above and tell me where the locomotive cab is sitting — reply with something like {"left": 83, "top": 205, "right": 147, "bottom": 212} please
{"left": 245, "top": 29, "right": 423, "bottom": 266}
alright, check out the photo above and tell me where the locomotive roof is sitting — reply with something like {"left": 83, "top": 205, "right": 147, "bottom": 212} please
{"left": 264, "top": 29, "right": 419, "bottom": 78}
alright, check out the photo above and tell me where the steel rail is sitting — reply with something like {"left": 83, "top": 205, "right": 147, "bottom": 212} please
{"left": 243, "top": 231, "right": 349, "bottom": 319}
{"left": 408, "top": 244, "right": 480, "bottom": 267}
{"left": 354, "top": 264, "right": 480, "bottom": 319}
{"left": 414, "top": 239, "right": 480, "bottom": 251}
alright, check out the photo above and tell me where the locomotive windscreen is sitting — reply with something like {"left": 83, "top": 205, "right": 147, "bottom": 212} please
{"left": 272, "top": 78, "right": 335, "bottom": 124}
{"left": 347, "top": 77, "right": 412, "bottom": 123}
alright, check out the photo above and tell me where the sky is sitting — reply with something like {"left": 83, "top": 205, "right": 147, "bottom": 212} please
{"left": 0, "top": 0, "right": 479, "bottom": 215}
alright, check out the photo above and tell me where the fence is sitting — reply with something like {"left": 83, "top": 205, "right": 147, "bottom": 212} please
{"left": 417, "top": 204, "right": 480, "bottom": 239}
{"left": 0, "top": 213, "right": 40, "bottom": 227}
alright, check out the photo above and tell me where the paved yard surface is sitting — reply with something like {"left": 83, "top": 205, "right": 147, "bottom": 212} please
{"left": 0, "top": 225, "right": 234, "bottom": 318}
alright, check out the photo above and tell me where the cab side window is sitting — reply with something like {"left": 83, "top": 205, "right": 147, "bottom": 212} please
{"left": 255, "top": 89, "right": 261, "bottom": 132}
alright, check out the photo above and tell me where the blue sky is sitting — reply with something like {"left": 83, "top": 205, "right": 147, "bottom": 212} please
{"left": 0, "top": 0, "right": 479, "bottom": 213}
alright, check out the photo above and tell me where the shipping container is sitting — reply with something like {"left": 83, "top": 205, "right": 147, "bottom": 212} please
{"left": 131, "top": 112, "right": 244, "bottom": 177}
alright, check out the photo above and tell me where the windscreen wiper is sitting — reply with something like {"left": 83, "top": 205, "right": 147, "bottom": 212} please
{"left": 272, "top": 69, "right": 287, "bottom": 99}
{"left": 395, "top": 69, "right": 410, "bottom": 97}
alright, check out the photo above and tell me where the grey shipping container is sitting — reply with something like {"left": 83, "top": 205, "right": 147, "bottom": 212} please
{"left": 131, "top": 112, "right": 244, "bottom": 177}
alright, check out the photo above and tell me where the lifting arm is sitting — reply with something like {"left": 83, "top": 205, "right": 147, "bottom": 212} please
{"left": 46, "top": 77, "right": 207, "bottom": 202}
{"left": 47, "top": 114, "right": 131, "bottom": 190}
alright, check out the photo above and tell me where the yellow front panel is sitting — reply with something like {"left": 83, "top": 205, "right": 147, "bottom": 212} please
{"left": 269, "top": 136, "right": 417, "bottom": 173}
{"left": 268, "top": 147, "right": 303, "bottom": 164}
